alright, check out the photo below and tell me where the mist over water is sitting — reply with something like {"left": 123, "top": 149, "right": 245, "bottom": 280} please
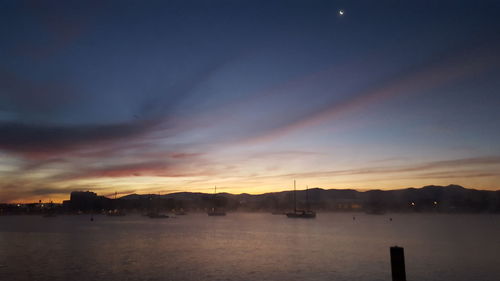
{"left": 0, "top": 213, "right": 499, "bottom": 281}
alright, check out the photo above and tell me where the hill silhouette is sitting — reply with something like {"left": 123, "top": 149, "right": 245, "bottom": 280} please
{"left": 115, "top": 184, "right": 499, "bottom": 213}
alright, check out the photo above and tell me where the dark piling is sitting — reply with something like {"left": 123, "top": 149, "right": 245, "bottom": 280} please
{"left": 390, "top": 246, "right": 406, "bottom": 281}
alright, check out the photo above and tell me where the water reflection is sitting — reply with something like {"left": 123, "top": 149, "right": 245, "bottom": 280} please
{"left": 0, "top": 213, "right": 499, "bottom": 281}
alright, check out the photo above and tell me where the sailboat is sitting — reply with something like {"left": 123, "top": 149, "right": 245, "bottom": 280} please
{"left": 174, "top": 208, "right": 187, "bottom": 216}
{"left": 107, "top": 191, "right": 126, "bottom": 216}
{"left": 42, "top": 200, "right": 57, "bottom": 218}
{"left": 286, "top": 180, "right": 316, "bottom": 218}
{"left": 147, "top": 193, "right": 168, "bottom": 218}
{"left": 207, "top": 186, "right": 226, "bottom": 216}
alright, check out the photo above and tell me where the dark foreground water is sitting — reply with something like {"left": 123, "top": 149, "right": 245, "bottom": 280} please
{"left": 0, "top": 213, "right": 499, "bottom": 281}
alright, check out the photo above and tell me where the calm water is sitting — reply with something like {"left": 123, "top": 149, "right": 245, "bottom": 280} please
{"left": 0, "top": 213, "right": 499, "bottom": 281}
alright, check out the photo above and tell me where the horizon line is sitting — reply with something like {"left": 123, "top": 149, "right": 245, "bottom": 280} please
{"left": 4, "top": 184, "right": 499, "bottom": 204}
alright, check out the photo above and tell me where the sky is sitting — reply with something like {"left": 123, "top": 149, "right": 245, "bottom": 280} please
{"left": 1, "top": 0, "right": 500, "bottom": 202}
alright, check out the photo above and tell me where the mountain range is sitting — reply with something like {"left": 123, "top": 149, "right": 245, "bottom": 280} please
{"left": 116, "top": 184, "right": 500, "bottom": 213}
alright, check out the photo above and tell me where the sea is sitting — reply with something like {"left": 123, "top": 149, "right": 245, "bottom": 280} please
{"left": 0, "top": 213, "right": 499, "bottom": 281}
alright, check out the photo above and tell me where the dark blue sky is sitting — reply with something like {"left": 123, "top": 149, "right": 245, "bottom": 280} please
{"left": 1, "top": 0, "right": 500, "bottom": 201}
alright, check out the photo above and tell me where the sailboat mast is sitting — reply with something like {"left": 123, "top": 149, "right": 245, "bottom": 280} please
{"left": 212, "top": 186, "right": 217, "bottom": 212}
{"left": 306, "top": 185, "right": 309, "bottom": 211}
{"left": 294, "top": 180, "right": 297, "bottom": 212}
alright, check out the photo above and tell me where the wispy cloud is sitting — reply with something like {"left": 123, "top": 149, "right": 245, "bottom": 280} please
{"left": 250, "top": 156, "right": 500, "bottom": 180}
{"left": 237, "top": 42, "right": 500, "bottom": 144}
{"left": 56, "top": 160, "right": 216, "bottom": 180}
{"left": 0, "top": 119, "right": 160, "bottom": 158}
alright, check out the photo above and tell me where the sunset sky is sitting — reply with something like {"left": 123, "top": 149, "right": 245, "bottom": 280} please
{"left": 1, "top": 0, "right": 500, "bottom": 202}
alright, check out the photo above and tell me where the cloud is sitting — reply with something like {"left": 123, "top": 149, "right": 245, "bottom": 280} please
{"left": 413, "top": 170, "right": 499, "bottom": 179}
{"left": 236, "top": 42, "right": 500, "bottom": 144}
{"left": 0, "top": 180, "right": 122, "bottom": 203}
{"left": 170, "top": 152, "right": 204, "bottom": 159}
{"left": 0, "top": 179, "right": 68, "bottom": 203}
{"left": 0, "top": 48, "right": 237, "bottom": 161}
{"left": 0, "top": 119, "right": 161, "bottom": 158}
{"left": 50, "top": 156, "right": 217, "bottom": 181}
{"left": 252, "top": 156, "right": 500, "bottom": 180}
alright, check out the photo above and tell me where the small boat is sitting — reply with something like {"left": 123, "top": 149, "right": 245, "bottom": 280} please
{"left": 173, "top": 208, "right": 187, "bottom": 215}
{"left": 107, "top": 192, "right": 126, "bottom": 216}
{"left": 286, "top": 181, "right": 316, "bottom": 219}
{"left": 145, "top": 192, "right": 169, "bottom": 218}
{"left": 107, "top": 209, "right": 126, "bottom": 216}
{"left": 147, "top": 213, "right": 169, "bottom": 219}
{"left": 42, "top": 201, "right": 57, "bottom": 217}
{"left": 286, "top": 209, "right": 316, "bottom": 218}
{"left": 207, "top": 208, "right": 226, "bottom": 216}
{"left": 207, "top": 186, "right": 226, "bottom": 216}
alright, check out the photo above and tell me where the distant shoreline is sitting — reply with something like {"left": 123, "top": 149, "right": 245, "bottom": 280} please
{"left": 1, "top": 185, "right": 499, "bottom": 214}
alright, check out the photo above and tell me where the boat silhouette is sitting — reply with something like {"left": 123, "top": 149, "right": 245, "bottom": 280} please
{"left": 146, "top": 193, "right": 169, "bottom": 218}
{"left": 207, "top": 186, "right": 226, "bottom": 216}
{"left": 107, "top": 192, "right": 126, "bottom": 216}
{"left": 42, "top": 201, "right": 57, "bottom": 217}
{"left": 286, "top": 180, "right": 316, "bottom": 218}
{"left": 147, "top": 212, "right": 169, "bottom": 219}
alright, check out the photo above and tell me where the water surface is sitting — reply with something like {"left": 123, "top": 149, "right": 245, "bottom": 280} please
{"left": 0, "top": 213, "right": 499, "bottom": 281}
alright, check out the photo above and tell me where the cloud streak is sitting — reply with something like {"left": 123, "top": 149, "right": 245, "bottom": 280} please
{"left": 55, "top": 160, "right": 217, "bottom": 180}
{"left": 0, "top": 119, "right": 160, "bottom": 158}
{"left": 251, "top": 156, "right": 500, "bottom": 180}
{"left": 238, "top": 42, "right": 500, "bottom": 144}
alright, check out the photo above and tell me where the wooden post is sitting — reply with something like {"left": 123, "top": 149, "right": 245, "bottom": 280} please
{"left": 390, "top": 246, "right": 406, "bottom": 281}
